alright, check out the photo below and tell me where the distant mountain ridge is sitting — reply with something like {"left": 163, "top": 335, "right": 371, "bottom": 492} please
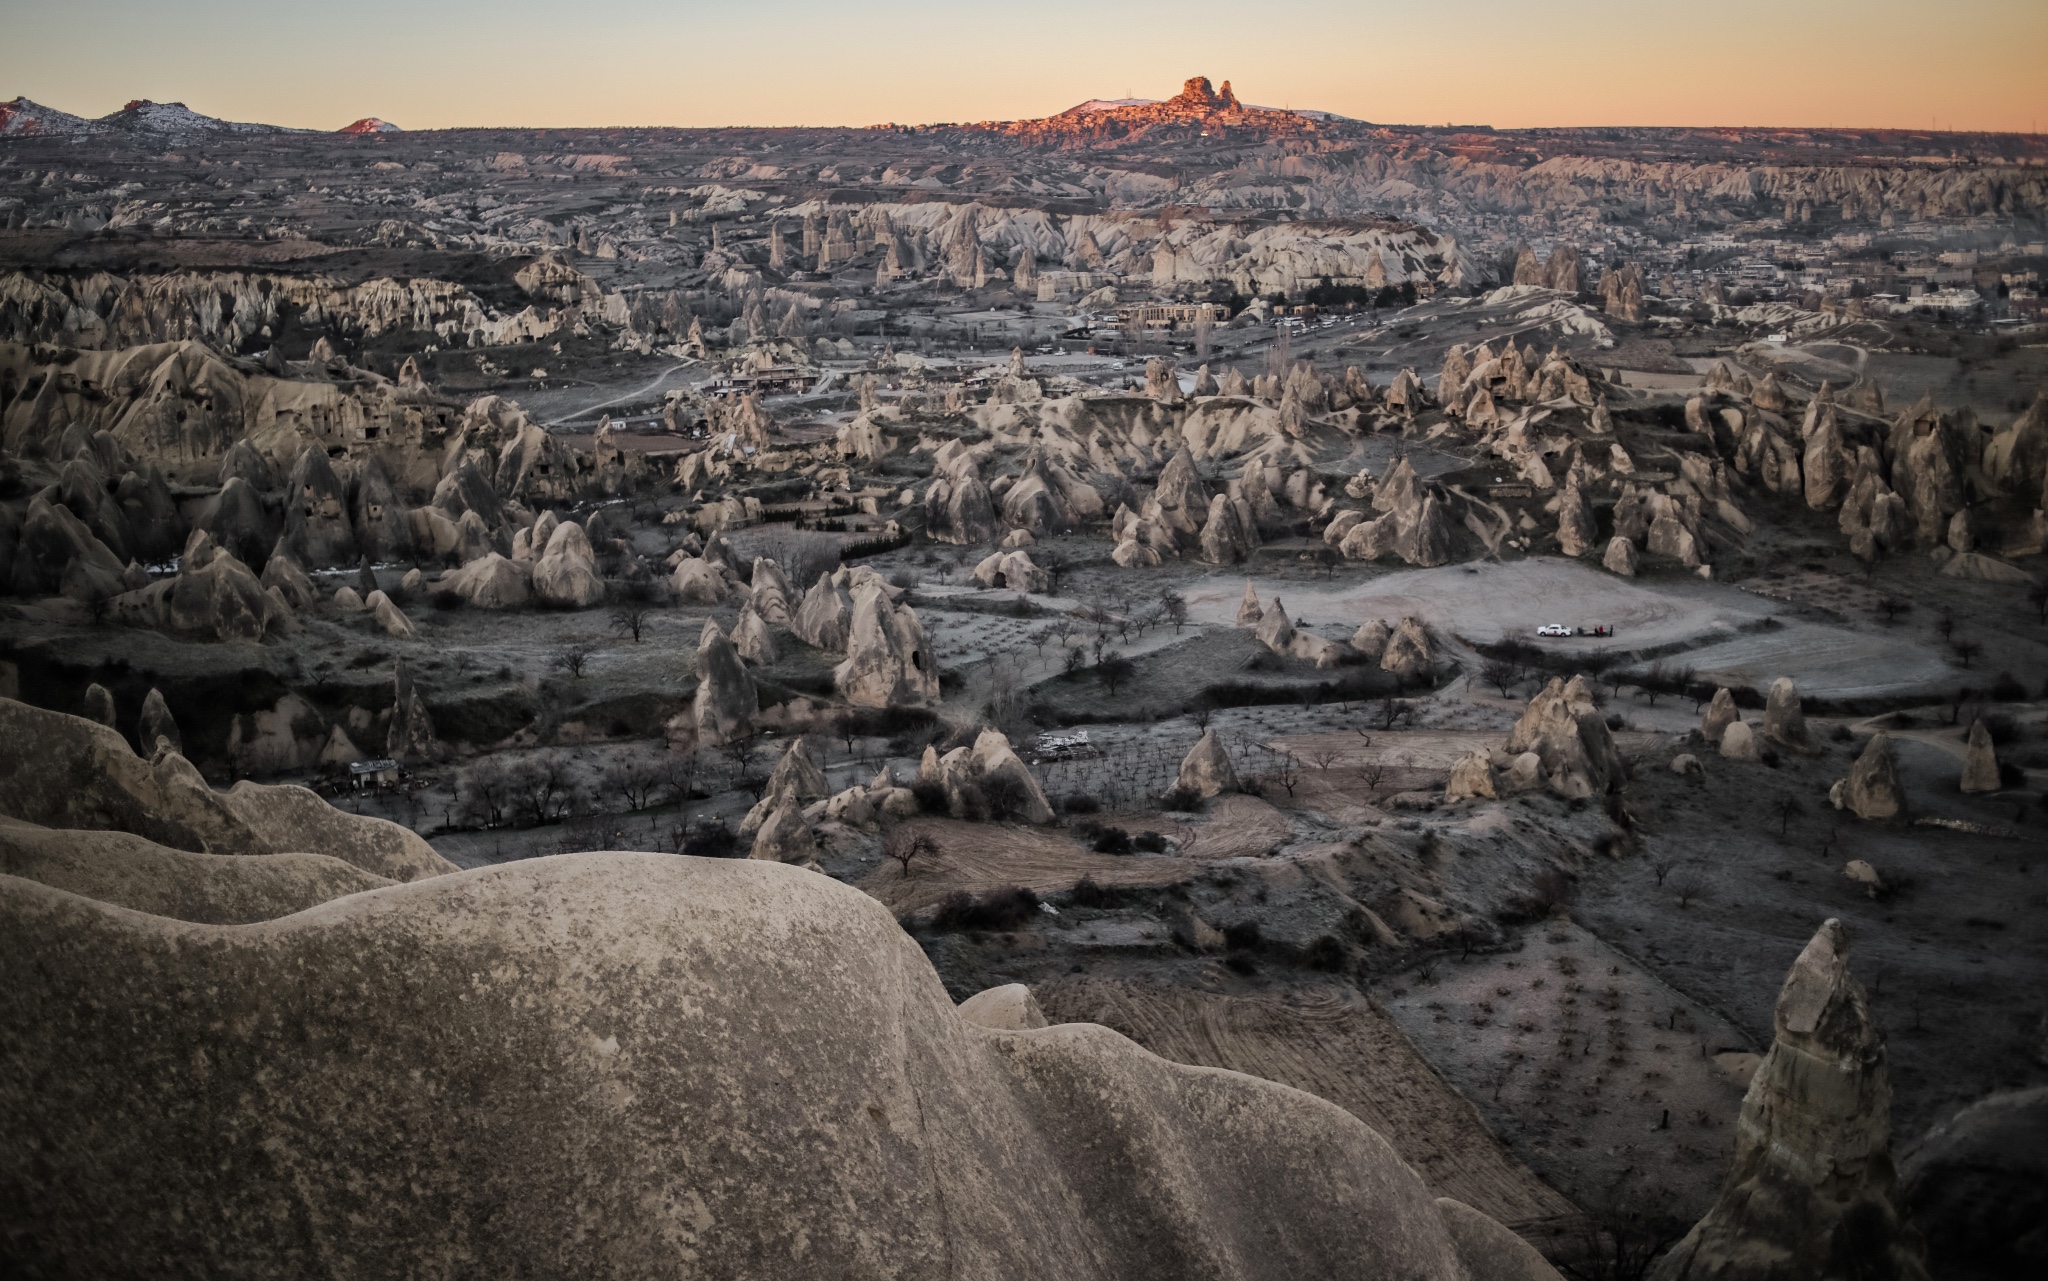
{"left": 0, "top": 97, "right": 383, "bottom": 140}
{"left": 964, "top": 76, "right": 1355, "bottom": 145}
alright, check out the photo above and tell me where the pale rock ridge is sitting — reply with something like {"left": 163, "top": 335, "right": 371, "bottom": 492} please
{"left": 1700, "top": 688, "right": 1739, "bottom": 746}
{"left": 692, "top": 620, "right": 758, "bottom": 744}
{"left": 1379, "top": 616, "right": 1434, "bottom": 680}
{"left": 1175, "top": 729, "right": 1238, "bottom": 797}
{"left": 1831, "top": 732, "right": 1904, "bottom": 819}
{"left": 834, "top": 585, "right": 937, "bottom": 708}
{"left": 792, "top": 572, "right": 854, "bottom": 651}
{"left": 1505, "top": 676, "right": 1624, "bottom": 799}
{"left": 531, "top": 520, "right": 606, "bottom": 609}
{"left": 0, "top": 848, "right": 1558, "bottom": 1280}
{"left": 1959, "top": 719, "right": 2001, "bottom": 794}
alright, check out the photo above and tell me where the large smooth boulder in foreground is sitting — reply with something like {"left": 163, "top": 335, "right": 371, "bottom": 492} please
{"left": 0, "top": 852, "right": 1556, "bottom": 1280}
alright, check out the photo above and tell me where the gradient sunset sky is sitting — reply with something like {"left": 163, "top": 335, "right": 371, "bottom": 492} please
{"left": 7, "top": 0, "right": 2045, "bottom": 134}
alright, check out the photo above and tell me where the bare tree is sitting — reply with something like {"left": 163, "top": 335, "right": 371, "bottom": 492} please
{"left": 609, "top": 604, "right": 654, "bottom": 644}
{"left": 1876, "top": 596, "right": 1912, "bottom": 624}
{"left": 1268, "top": 752, "right": 1302, "bottom": 798}
{"left": 508, "top": 751, "right": 578, "bottom": 826}
{"left": 1670, "top": 863, "right": 1710, "bottom": 908}
{"left": 884, "top": 828, "right": 938, "bottom": 876}
{"left": 604, "top": 756, "right": 666, "bottom": 812}
{"left": 553, "top": 645, "right": 593, "bottom": 679}
{"left": 663, "top": 749, "right": 702, "bottom": 803}
{"left": 457, "top": 757, "right": 511, "bottom": 827}
{"left": 1774, "top": 794, "right": 1803, "bottom": 835}
{"left": 1160, "top": 590, "right": 1189, "bottom": 633}
{"left": 1481, "top": 659, "right": 1521, "bottom": 699}
{"left": 835, "top": 710, "right": 863, "bottom": 756}
{"left": 1307, "top": 745, "right": 1344, "bottom": 772}
{"left": 1096, "top": 652, "right": 1136, "bottom": 696}
{"left": 1952, "top": 637, "right": 1982, "bottom": 668}
{"left": 720, "top": 733, "right": 761, "bottom": 775}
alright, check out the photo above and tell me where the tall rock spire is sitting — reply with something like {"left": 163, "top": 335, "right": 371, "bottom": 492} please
{"left": 1652, "top": 919, "right": 1927, "bottom": 1280}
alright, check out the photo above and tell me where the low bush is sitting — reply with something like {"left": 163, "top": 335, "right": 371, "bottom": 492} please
{"left": 1068, "top": 876, "right": 1136, "bottom": 909}
{"left": 1158, "top": 785, "right": 1204, "bottom": 812}
{"left": 909, "top": 780, "right": 948, "bottom": 814}
{"left": 1300, "top": 934, "right": 1346, "bottom": 972}
{"left": 1132, "top": 831, "right": 1167, "bottom": 853}
{"left": 1091, "top": 827, "right": 1133, "bottom": 855}
{"left": 681, "top": 822, "right": 739, "bottom": 859}
{"left": 1060, "top": 793, "right": 1102, "bottom": 815}
{"left": 930, "top": 886, "right": 1040, "bottom": 931}
{"left": 1222, "top": 920, "right": 1263, "bottom": 951}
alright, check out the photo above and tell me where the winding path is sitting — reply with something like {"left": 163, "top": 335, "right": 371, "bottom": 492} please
{"left": 542, "top": 361, "right": 696, "bottom": 428}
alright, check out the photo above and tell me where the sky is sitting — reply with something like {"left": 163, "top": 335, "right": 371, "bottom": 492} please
{"left": 5, "top": 0, "right": 2046, "bottom": 134}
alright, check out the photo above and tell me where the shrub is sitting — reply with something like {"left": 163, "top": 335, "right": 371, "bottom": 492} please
{"left": 1983, "top": 712, "right": 2020, "bottom": 745}
{"left": 1999, "top": 760, "right": 2026, "bottom": 789}
{"left": 1132, "top": 830, "right": 1167, "bottom": 853}
{"left": 1223, "top": 920, "right": 1262, "bottom": 951}
{"left": 429, "top": 589, "right": 465, "bottom": 611}
{"left": 909, "top": 779, "right": 948, "bottom": 814}
{"left": 1069, "top": 876, "right": 1135, "bottom": 909}
{"left": 1989, "top": 671, "right": 2026, "bottom": 703}
{"left": 681, "top": 822, "right": 739, "bottom": 859}
{"left": 1091, "top": 827, "right": 1133, "bottom": 855}
{"left": 980, "top": 772, "right": 1031, "bottom": 822}
{"left": 1061, "top": 793, "right": 1102, "bottom": 815}
{"left": 1159, "top": 785, "right": 1204, "bottom": 812}
{"left": 842, "top": 705, "right": 940, "bottom": 738}
{"left": 1223, "top": 953, "right": 1259, "bottom": 975}
{"left": 1301, "top": 934, "right": 1346, "bottom": 972}
{"left": 930, "top": 886, "right": 1040, "bottom": 931}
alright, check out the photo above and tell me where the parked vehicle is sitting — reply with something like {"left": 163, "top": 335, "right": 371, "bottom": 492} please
{"left": 1535, "top": 624, "right": 1573, "bottom": 638}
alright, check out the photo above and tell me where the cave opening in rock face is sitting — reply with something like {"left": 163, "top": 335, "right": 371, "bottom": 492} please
{"left": 1, "top": 60, "right": 2043, "bottom": 1281}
